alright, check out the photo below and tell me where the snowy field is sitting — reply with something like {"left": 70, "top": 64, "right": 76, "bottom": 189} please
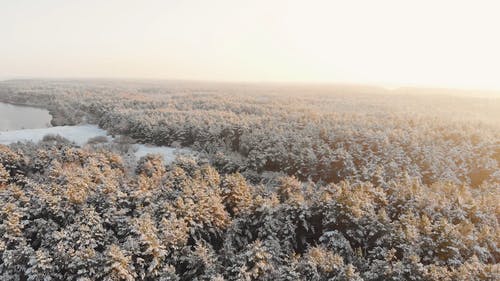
{"left": 134, "top": 144, "right": 190, "bottom": 163}
{"left": 0, "top": 124, "right": 191, "bottom": 163}
{"left": 0, "top": 125, "right": 109, "bottom": 146}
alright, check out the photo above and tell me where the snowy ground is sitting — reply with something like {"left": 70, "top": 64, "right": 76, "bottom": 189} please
{"left": 0, "top": 125, "right": 109, "bottom": 146}
{"left": 0, "top": 124, "right": 192, "bottom": 163}
{"left": 134, "top": 144, "right": 190, "bottom": 163}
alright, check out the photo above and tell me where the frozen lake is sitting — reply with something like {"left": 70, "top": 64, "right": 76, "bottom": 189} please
{"left": 0, "top": 102, "right": 52, "bottom": 130}
{"left": 0, "top": 102, "right": 191, "bottom": 163}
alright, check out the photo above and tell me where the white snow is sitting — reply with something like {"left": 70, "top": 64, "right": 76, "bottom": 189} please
{"left": 0, "top": 124, "right": 193, "bottom": 163}
{"left": 0, "top": 125, "right": 109, "bottom": 146}
{"left": 0, "top": 102, "right": 194, "bottom": 164}
{"left": 134, "top": 144, "right": 191, "bottom": 163}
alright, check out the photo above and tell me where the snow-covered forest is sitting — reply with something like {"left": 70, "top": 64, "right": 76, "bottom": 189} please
{"left": 0, "top": 80, "right": 499, "bottom": 280}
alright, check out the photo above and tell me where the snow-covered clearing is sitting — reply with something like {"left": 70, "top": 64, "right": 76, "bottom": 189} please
{"left": 0, "top": 125, "right": 109, "bottom": 146}
{"left": 0, "top": 125, "right": 192, "bottom": 163}
{"left": 134, "top": 144, "right": 189, "bottom": 163}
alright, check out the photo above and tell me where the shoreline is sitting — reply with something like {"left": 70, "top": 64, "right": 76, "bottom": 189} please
{"left": 0, "top": 98, "right": 79, "bottom": 127}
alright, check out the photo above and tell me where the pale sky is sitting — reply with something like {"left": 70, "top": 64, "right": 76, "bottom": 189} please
{"left": 1, "top": 0, "right": 500, "bottom": 90}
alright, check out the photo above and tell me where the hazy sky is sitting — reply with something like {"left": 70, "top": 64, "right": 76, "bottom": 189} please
{"left": 1, "top": 0, "right": 499, "bottom": 90}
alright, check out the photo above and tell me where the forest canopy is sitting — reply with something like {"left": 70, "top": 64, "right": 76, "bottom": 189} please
{"left": 0, "top": 80, "right": 499, "bottom": 280}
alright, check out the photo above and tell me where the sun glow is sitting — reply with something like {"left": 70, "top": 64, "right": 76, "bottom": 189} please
{"left": 1, "top": 0, "right": 499, "bottom": 90}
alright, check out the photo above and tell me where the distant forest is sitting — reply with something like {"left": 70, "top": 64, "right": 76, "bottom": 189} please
{"left": 0, "top": 80, "right": 499, "bottom": 280}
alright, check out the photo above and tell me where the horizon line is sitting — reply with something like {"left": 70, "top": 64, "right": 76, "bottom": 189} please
{"left": 1, "top": 75, "right": 500, "bottom": 95}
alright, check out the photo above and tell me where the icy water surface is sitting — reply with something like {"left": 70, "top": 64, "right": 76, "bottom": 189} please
{"left": 0, "top": 102, "right": 52, "bottom": 130}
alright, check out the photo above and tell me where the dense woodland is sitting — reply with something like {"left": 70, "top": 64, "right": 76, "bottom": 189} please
{"left": 0, "top": 80, "right": 499, "bottom": 280}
